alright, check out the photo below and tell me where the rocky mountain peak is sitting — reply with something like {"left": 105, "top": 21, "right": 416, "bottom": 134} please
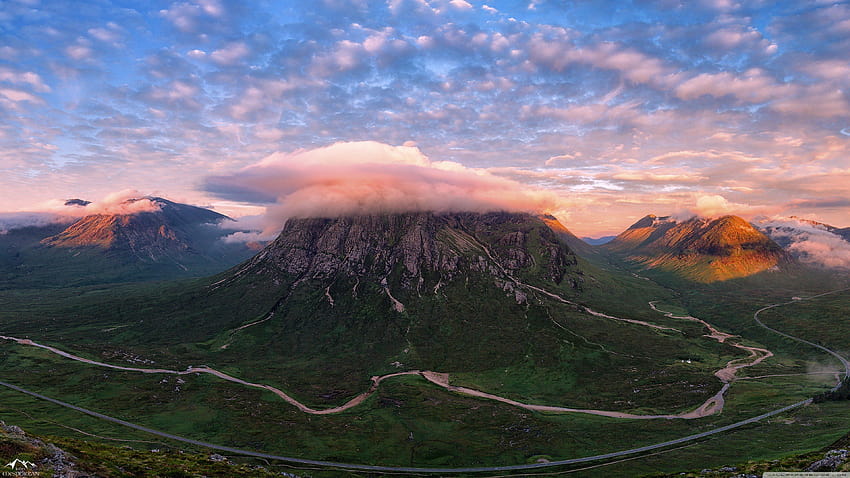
{"left": 238, "top": 211, "right": 582, "bottom": 292}
{"left": 606, "top": 214, "right": 788, "bottom": 282}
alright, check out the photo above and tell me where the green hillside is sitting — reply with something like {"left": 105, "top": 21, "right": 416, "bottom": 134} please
{"left": 0, "top": 211, "right": 847, "bottom": 472}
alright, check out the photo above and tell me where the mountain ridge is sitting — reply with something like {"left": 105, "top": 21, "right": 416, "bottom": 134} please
{"left": 42, "top": 197, "right": 231, "bottom": 261}
{"left": 0, "top": 197, "right": 254, "bottom": 287}
{"left": 604, "top": 214, "right": 788, "bottom": 282}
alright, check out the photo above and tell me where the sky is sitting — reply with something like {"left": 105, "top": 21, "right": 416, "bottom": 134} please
{"left": 1, "top": 0, "right": 849, "bottom": 236}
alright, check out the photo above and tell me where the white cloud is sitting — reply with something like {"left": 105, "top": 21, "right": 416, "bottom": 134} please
{"left": 88, "top": 24, "right": 123, "bottom": 44}
{"left": 0, "top": 212, "right": 71, "bottom": 234}
{"left": 449, "top": 0, "right": 473, "bottom": 9}
{"left": 758, "top": 217, "right": 850, "bottom": 269}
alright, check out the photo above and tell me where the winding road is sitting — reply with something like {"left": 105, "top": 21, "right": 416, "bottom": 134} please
{"left": 0, "top": 301, "right": 772, "bottom": 422}
{"left": 0, "top": 290, "right": 841, "bottom": 421}
{"left": 753, "top": 288, "right": 850, "bottom": 390}
{"left": 0, "top": 288, "right": 848, "bottom": 473}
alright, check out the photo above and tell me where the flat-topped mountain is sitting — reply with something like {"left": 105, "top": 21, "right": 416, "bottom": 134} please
{"left": 233, "top": 211, "right": 584, "bottom": 293}
{"left": 129, "top": 210, "right": 715, "bottom": 412}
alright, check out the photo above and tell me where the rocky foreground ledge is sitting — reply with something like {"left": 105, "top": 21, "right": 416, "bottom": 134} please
{"left": 0, "top": 421, "right": 298, "bottom": 477}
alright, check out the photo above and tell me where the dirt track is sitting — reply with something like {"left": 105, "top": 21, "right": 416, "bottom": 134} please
{"left": 0, "top": 298, "right": 773, "bottom": 421}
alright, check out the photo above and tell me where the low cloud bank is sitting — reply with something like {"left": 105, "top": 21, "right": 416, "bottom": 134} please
{"left": 216, "top": 214, "right": 273, "bottom": 244}
{"left": 757, "top": 217, "right": 850, "bottom": 269}
{"left": 0, "top": 189, "right": 163, "bottom": 233}
{"left": 0, "top": 212, "right": 71, "bottom": 234}
{"left": 204, "top": 141, "right": 561, "bottom": 234}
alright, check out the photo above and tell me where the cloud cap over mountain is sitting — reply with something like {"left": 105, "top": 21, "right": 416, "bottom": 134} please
{"left": 204, "top": 141, "right": 562, "bottom": 232}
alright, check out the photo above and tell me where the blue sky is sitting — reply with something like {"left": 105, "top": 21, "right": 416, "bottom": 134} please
{"left": 1, "top": 0, "right": 848, "bottom": 235}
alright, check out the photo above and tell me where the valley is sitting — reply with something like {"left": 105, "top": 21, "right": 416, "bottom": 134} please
{"left": 1, "top": 210, "right": 849, "bottom": 476}
{"left": 6, "top": 2, "right": 849, "bottom": 475}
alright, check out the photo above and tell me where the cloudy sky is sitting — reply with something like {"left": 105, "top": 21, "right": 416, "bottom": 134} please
{"left": 2, "top": 0, "right": 848, "bottom": 236}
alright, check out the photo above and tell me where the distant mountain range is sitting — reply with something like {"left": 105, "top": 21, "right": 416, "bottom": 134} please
{"left": 43, "top": 197, "right": 231, "bottom": 260}
{"left": 582, "top": 235, "right": 615, "bottom": 246}
{"left": 757, "top": 216, "right": 850, "bottom": 244}
{"left": 3, "top": 196, "right": 848, "bottom": 289}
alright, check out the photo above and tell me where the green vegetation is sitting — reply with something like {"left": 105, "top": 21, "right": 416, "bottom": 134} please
{"left": 0, "top": 213, "right": 848, "bottom": 474}
{"left": 0, "top": 420, "right": 288, "bottom": 477}
{"left": 815, "top": 377, "right": 850, "bottom": 403}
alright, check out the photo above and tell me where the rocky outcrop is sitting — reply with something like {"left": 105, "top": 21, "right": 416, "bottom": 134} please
{"left": 539, "top": 213, "right": 594, "bottom": 257}
{"left": 1, "top": 421, "right": 81, "bottom": 477}
{"left": 806, "top": 449, "right": 848, "bottom": 472}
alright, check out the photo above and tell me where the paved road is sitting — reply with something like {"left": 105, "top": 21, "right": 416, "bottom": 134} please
{"left": 0, "top": 288, "right": 847, "bottom": 474}
{"left": 753, "top": 289, "right": 850, "bottom": 390}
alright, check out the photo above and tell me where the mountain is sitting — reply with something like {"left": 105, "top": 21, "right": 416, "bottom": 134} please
{"left": 788, "top": 217, "right": 850, "bottom": 242}
{"left": 604, "top": 214, "right": 788, "bottom": 282}
{"left": 43, "top": 197, "right": 228, "bottom": 257}
{"left": 87, "top": 211, "right": 717, "bottom": 409}
{"left": 233, "top": 211, "right": 584, "bottom": 293}
{"left": 582, "top": 235, "right": 616, "bottom": 246}
{"left": 0, "top": 210, "right": 800, "bottom": 469}
{"left": 0, "top": 197, "right": 256, "bottom": 287}
{"left": 758, "top": 216, "right": 850, "bottom": 246}
{"left": 539, "top": 213, "right": 595, "bottom": 256}
{"left": 755, "top": 217, "right": 850, "bottom": 270}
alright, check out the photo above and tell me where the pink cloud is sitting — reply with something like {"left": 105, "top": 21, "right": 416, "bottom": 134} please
{"left": 771, "top": 84, "right": 850, "bottom": 118}
{"left": 701, "top": 0, "right": 738, "bottom": 10}
{"left": 692, "top": 194, "right": 736, "bottom": 217}
{"left": 159, "top": 1, "right": 224, "bottom": 32}
{"left": 449, "top": 0, "right": 473, "bottom": 10}
{"left": 205, "top": 141, "right": 563, "bottom": 233}
{"left": 210, "top": 42, "right": 250, "bottom": 65}
{"left": 51, "top": 190, "right": 163, "bottom": 216}
{"left": 88, "top": 24, "right": 123, "bottom": 44}
{"left": 608, "top": 171, "right": 708, "bottom": 183}
{"left": 686, "top": 194, "right": 778, "bottom": 219}
{"left": 0, "top": 88, "right": 42, "bottom": 104}
{"left": 675, "top": 69, "right": 789, "bottom": 103}
{"left": 0, "top": 67, "right": 51, "bottom": 92}
{"left": 0, "top": 191, "right": 175, "bottom": 233}
{"left": 527, "top": 36, "right": 679, "bottom": 88}
{"left": 704, "top": 25, "right": 776, "bottom": 54}
{"left": 65, "top": 43, "right": 94, "bottom": 61}
{"left": 800, "top": 59, "right": 850, "bottom": 80}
